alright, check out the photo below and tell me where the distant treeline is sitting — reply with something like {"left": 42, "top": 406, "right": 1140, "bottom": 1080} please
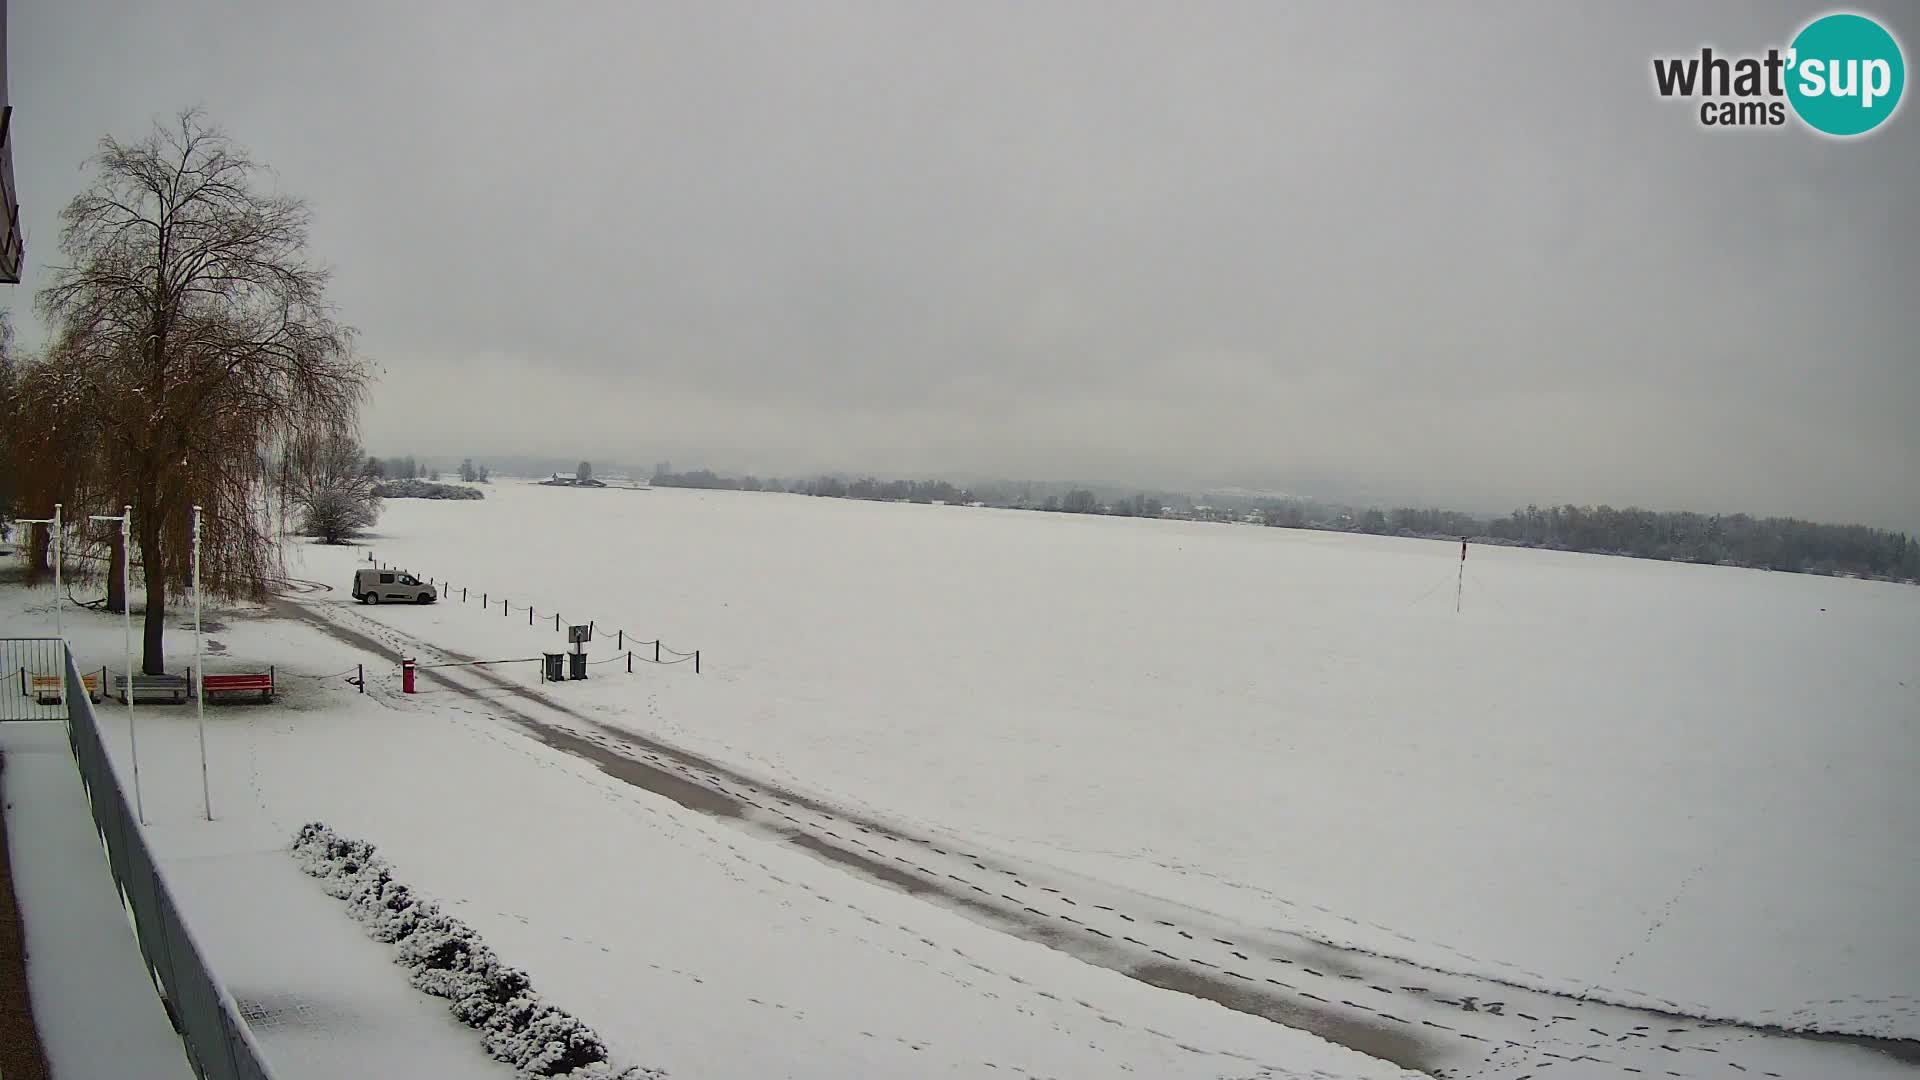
{"left": 1356, "top": 504, "right": 1919, "bottom": 580}
{"left": 362, "top": 456, "right": 491, "bottom": 483}
{"left": 649, "top": 469, "right": 1919, "bottom": 583}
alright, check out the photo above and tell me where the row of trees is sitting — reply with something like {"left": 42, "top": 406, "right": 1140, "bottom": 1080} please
{"left": 1336, "top": 502, "right": 1920, "bottom": 579}
{"left": 0, "top": 111, "right": 372, "bottom": 671}
{"left": 653, "top": 469, "right": 977, "bottom": 504}
{"left": 359, "top": 456, "right": 491, "bottom": 484}
{"left": 644, "top": 465, "right": 1919, "bottom": 583}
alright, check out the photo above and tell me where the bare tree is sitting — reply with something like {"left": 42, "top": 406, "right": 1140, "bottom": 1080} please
{"left": 288, "top": 432, "right": 380, "bottom": 544}
{"left": 34, "top": 109, "right": 368, "bottom": 672}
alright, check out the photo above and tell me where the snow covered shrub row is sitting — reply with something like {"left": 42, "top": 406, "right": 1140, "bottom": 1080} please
{"left": 291, "top": 823, "right": 661, "bottom": 1079}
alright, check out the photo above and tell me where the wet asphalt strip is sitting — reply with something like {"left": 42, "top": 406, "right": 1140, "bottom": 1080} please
{"left": 283, "top": 598, "right": 1920, "bottom": 1078}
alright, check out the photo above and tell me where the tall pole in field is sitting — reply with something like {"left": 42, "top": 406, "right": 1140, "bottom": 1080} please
{"left": 1455, "top": 537, "right": 1467, "bottom": 614}
{"left": 93, "top": 507, "right": 142, "bottom": 825}
{"left": 193, "top": 506, "right": 210, "bottom": 821}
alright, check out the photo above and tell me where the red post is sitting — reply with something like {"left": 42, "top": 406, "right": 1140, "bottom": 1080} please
{"left": 402, "top": 657, "right": 417, "bottom": 694}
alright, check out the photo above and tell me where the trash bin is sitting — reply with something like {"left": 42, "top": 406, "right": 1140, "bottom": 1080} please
{"left": 568, "top": 651, "right": 588, "bottom": 681}
{"left": 542, "top": 652, "right": 565, "bottom": 682}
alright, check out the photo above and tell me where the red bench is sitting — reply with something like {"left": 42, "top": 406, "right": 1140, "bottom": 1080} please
{"left": 201, "top": 669, "right": 275, "bottom": 702}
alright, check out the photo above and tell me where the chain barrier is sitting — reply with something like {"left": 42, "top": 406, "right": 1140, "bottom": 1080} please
{"left": 364, "top": 558, "right": 702, "bottom": 675}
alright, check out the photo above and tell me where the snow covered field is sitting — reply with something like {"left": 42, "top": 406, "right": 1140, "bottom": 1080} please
{"left": 5, "top": 479, "right": 1914, "bottom": 1079}
{"left": 2, "top": 584, "right": 1409, "bottom": 1080}
{"left": 289, "top": 483, "right": 1919, "bottom": 1040}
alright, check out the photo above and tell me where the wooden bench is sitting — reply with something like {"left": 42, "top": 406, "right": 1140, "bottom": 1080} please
{"left": 112, "top": 673, "right": 191, "bottom": 704}
{"left": 201, "top": 670, "right": 275, "bottom": 703}
{"left": 30, "top": 673, "right": 101, "bottom": 705}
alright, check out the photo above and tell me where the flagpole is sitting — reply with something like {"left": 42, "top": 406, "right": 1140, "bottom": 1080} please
{"left": 52, "top": 504, "right": 63, "bottom": 664}
{"left": 1455, "top": 537, "right": 1468, "bottom": 614}
{"left": 194, "top": 505, "right": 210, "bottom": 820}
{"left": 94, "top": 507, "right": 142, "bottom": 824}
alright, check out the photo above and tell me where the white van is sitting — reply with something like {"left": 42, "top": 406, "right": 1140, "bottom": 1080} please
{"left": 352, "top": 568, "right": 437, "bottom": 605}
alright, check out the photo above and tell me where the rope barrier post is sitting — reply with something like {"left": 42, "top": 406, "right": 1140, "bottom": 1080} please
{"left": 627, "top": 651, "right": 632, "bottom": 674}
{"left": 616, "top": 629, "right": 622, "bottom": 650}
{"left": 654, "top": 640, "right": 660, "bottom": 664}
{"left": 463, "top": 587, "right": 467, "bottom": 602}
{"left": 358, "top": 663, "right": 364, "bottom": 694}
{"left": 695, "top": 650, "right": 701, "bottom": 675}
{"left": 530, "top": 606, "right": 534, "bottom": 626}
{"left": 554, "top": 612, "right": 559, "bottom": 631}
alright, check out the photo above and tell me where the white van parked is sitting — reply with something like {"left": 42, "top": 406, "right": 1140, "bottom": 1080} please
{"left": 352, "top": 568, "right": 437, "bottom": 604}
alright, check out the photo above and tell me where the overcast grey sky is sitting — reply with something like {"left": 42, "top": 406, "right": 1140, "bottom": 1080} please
{"left": 5, "top": 2, "right": 1916, "bottom": 528}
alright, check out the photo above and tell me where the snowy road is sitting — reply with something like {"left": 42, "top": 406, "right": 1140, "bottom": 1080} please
{"left": 288, "top": 594, "right": 1920, "bottom": 1080}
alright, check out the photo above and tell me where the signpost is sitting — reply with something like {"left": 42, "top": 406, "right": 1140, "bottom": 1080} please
{"left": 567, "top": 624, "right": 590, "bottom": 681}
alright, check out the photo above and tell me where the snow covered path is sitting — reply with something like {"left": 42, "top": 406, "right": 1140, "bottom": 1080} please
{"left": 289, "top": 594, "right": 1920, "bottom": 1080}
{"left": 0, "top": 721, "right": 193, "bottom": 1080}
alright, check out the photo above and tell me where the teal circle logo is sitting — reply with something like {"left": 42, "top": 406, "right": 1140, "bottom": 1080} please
{"left": 1786, "top": 13, "right": 1905, "bottom": 136}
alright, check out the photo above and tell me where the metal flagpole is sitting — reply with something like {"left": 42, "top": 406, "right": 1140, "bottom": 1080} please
{"left": 193, "top": 506, "right": 210, "bottom": 820}
{"left": 52, "top": 504, "right": 63, "bottom": 658}
{"left": 53, "top": 504, "right": 63, "bottom": 711}
{"left": 1455, "top": 537, "right": 1467, "bottom": 614}
{"left": 93, "top": 507, "right": 142, "bottom": 824}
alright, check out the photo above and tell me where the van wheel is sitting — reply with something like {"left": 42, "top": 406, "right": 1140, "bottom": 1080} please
{"left": 367, "top": 593, "right": 381, "bottom": 605}
{"left": 417, "top": 594, "right": 433, "bottom": 605}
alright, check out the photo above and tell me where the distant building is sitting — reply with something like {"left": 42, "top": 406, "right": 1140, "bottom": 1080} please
{"left": 542, "top": 472, "right": 607, "bottom": 489}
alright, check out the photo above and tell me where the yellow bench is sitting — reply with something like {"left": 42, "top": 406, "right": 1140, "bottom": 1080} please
{"left": 31, "top": 673, "right": 101, "bottom": 705}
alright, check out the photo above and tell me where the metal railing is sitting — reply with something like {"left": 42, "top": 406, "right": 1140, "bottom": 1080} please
{"left": 1, "top": 637, "right": 71, "bottom": 721}
{"left": 61, "top": 648, "right": 277, "bottom": 1080}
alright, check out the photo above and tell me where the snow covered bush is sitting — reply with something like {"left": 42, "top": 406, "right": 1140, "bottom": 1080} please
{"left": 291, "top": 823, "right": 662, "bottom": 1079}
